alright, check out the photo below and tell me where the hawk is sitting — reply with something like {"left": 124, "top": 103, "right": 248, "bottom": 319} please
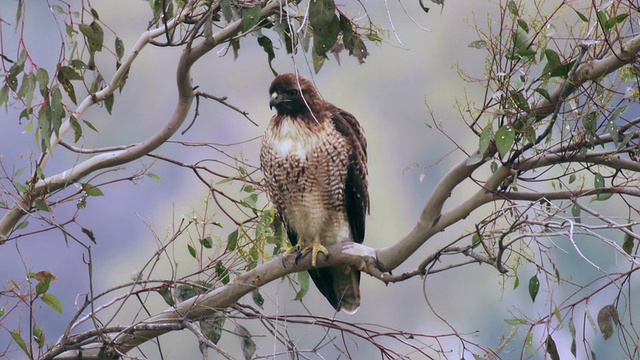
{"left": 260, "top": 73, "right": 369, "bottom": 313}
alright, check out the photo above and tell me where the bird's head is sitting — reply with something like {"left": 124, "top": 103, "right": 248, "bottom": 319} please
{"left": 268, "top": 73, "right": 320, "bottom": 116}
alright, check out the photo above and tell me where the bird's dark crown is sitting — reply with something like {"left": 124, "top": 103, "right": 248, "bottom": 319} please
{"left": 269, "top": 74, "right": 318, "bottom": 116}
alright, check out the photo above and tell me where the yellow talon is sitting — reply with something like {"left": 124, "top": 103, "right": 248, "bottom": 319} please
{"left": 301, "top": 237, "right": 328, "bottom": 267}
{"left": 283, "top": 244, "right": 301, "bottom": 258}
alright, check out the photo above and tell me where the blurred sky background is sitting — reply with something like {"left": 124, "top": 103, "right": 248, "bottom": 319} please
{"left": 0, "top": 1, "right": 636, "bottom": 359}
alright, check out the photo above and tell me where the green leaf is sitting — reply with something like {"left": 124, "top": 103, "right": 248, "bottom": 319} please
{"left": 35, "top": 68, "right": 49, "bottom": 97}
{"left": 242, "top": 5, "right": 262, "bottom": 32}
{"left": 115, "top": 37, "right": 125, "bottom": 60}
{"left": 490, "top": 161, "right": 498, "bottom": 173}
{"left": 69, "top": 115, "right": 82, "bottom": 142}
{"left": 257, "top": 36, "right": 277, "bottom": 76}
{"left": 158, "top": 286, "right": 175, "bottom": 306}
{"left": 79, "top": 21, "right": 104, "bottom": 53}
{"left": 41, "top": 293, "right": 63, "bottom": 313}
{"left": 83, "top": 119, "right": 99, "bottom": 132}
{"left": 70, "top": 59, "right": 89, "bottom": 70}
{"left": 571, "top": 202, "right": 581, "bottom": 223}
{"left": 525, "top": 331, "right": 535, "bottom": 356}
{"left": 11, "top": 330, "right": 31, "bottom": 357}
{"left": 187, "top": 243, "right": 197, "bottom": 258}
{"left": 597, "top": 304, "right": 619, "bottom": 340}
{"left": 226, "top": 229, "right": 238, "bottom": 251}
{"left": 201, "top": 311, "right": 226, "bottom": 344}
{"left": 200, "top": 236, "right": 213, "bottom": 249}
{"left": 16, "top": 220, "right": 29, "bottom": 230}
{"left": 575, "top": 9, "right": 589, "bottom": 22}
{"left": 569, "top": 173, "right": 576, "bottom": 184}
{"left": 220, "top": 0, "right": 233, "bottom": 22}
{"left": 468, "top": 40, "right": 487, "bottom": 49}
{"left": 35, "top": 199, "right": 49, "bottom": 212}
{"left": 0, "top": 85, "right": 9, "bottom": 107}
{"left": 309, "top": 0, "right": 341, "bottom": 57}
{"left": 58, "top": 65, "right": 83, "bottom": 80}
{"left": 528, "top": 274, "right": 540, "bottom": 302}
{"left": 513, "top": 276, "right": 519, "bottom": 289}
{"left": 33, "top": 323, "right": 45, "bottom": 348}
{"left": 507, "top": 0, "right": 518, "bottom": 17}
{"left": 216, "top": 261, "right": 230, "bottom": 284}
{"left": 594, "top": 172, "right": 604, "bottom": 189}
{"left": 546, "top": 335, "right": 559, "bottom": 360}
{"left": 623, "top": 226, "right": 634, "bottom": 255}
{"left": 36, "top": 278, "right": 51, "bottom": 295}
{"left": 83, "top": 184, "right": 104, "bottom": 196}
{"left": 294, "top": 271, "right": 310, "bottom": 301}
{"left": 104, "top": 93, "right": 114, "bottom": 114}
{"left": 466, "top": 152, "right": 483, "bottom": 166}
{"left": 607, "top": 121, "right": 619, "bottom": 148}
{"left": 583, "top": 111, "right": 597, "bottom": 136}
{"left": 38, "top": 101, "right": 53, "bottom": 151}
{"left": 251, "top": 288, "right": 264, "bottom": 308}
{"left": 504, "top": 318, "right": 528, "bottom": 326}
{"left": 495, "top": 125, "right": 515, "bottom": 157}
{"left": 147, "top": 173, "right": 161, "bottom": 183}
{"left": 479, "top": 123, "right": 493, "bottom": 154}
{"left": 535, "top": 87, "right": 552, "bottom": 102}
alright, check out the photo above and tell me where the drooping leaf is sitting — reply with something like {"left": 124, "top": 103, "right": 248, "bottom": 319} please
{"left": 104, "top": 93, "right": 114, "bottom": 114}
{"left": 479, "top": 123, "right": 493, "bottom": 154}
{"left": 33, "top": 323, "right": 45, "bottom": 348}
{"left": 623, "top": 226, "right": 635, "bottom": 255}
{"left": 79, "top": 21, "right": 104, "bottom": 53}
{"left": 495, "top": 125, "right": 515, "bottom": 157}
{"left": 226, "top": 228, "right": 238, "bottom": 251}
{"left": 201, "top": 311, "right": 226, "bottom": 344}
{"left": 572, "top": 203, "right": 581, "bottom": 223}
{"left": 294, "top": 271, "right": 310, "bottom": 301}
{"left": 69, "top": 115, "right": 82, "bottom": 142}
{"left": 236, "top": 324, "right": 256, "bottom": 360}
{"left": 115, "top": 37, "right": 125, "bottom": 60}
{"left": 158, "top": 286, "right": 175, "bottom": 306}
{"left": 187, "top": 243, "right": 197, "bottom": 258}
{"left": 10, "top": 330, "right": 31, "bottom": 357}
{"left": 309, "top": 0, "right": 341, "bottom": 58}
{"left": 594, "top": 172, "right": 604, "bottom": 190}
{"left": 242, "top": 5, "right": 262, "bottom": 32}
{"left": 251, "top": 288, "right": 264, "bottom": 308}
{"left": 597, "top": 304, "right": 619, "bottom": 340}
{"left": 257, "top": 36, "right": 277, "bottom": 76}
{"left": 220, "top": 0, "right": 233, "bottom": 22}
{"left": 216, "top": 261, "right": 230, "bottom": 284}
{"left": 528, "top": 274, "right": 540, "bottom": 302}
{"left": 546, "top": 335, "right": 560, "bottom": 360}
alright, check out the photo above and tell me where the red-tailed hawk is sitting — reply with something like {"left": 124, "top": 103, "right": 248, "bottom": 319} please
{"left": 260, "top": 73, "right": 369, "bottom": 313}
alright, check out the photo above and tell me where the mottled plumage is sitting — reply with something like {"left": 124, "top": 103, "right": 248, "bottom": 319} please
{"left": 260, "top": 73, "right": 369, "bottom": 313}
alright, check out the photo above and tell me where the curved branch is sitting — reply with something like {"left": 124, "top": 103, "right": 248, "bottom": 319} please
{"left": 376, "top": 32, "right": 640, "bottom": 271}
{"left": 0, "top": 0, "right": 287, "bottom": 243}
{"left": 49, "top": 242, "right": 378, "bottom": 358}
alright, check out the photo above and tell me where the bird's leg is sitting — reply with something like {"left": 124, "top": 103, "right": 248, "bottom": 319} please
{"left": 300, "top": 236, "right": 329, "bottom": 267}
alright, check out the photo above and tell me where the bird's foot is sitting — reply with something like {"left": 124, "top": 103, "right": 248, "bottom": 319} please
{"left": 300, "top": 239, "right": 328, "bottom": 267}
{"left": 282, "top": 244, "right": 301, "bottom": 266}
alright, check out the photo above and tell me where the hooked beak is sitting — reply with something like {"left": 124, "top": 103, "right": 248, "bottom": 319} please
{"left": 269, "top": 92, "right": 280, "bottom": 110}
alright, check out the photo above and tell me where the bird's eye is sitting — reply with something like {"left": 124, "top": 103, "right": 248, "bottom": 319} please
{"left": 287, "top": 89, "right": 299, "bottom": 97}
